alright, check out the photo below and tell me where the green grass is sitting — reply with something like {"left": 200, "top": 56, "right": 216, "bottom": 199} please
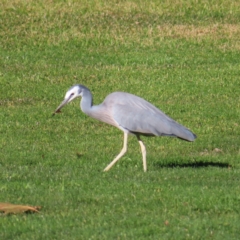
{"left": 0, "top": 0, "right": 240, "bottom": 239}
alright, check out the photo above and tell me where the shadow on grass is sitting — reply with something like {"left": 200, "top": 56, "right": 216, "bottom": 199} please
{"left": 155, "top": 160, "right": 231, "bottom": 169}
{"left": 76, "top": 153, "right": 83, "bottom": 158}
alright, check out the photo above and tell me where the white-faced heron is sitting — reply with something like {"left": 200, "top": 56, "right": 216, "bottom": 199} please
{"left": 53, "top": 84, "right": 197, "bottom": 172}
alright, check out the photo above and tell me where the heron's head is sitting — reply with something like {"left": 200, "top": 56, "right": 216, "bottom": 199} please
{"left": 53, "top": 85, "right": 84, "bottom": 115}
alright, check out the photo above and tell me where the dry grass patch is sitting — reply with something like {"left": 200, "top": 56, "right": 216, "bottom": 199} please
{"left": 154, "top": 24, "right": 240, "bottom": 50}
{"left": 156, "top": 24, "right": 240, "bottom": 39}
{"left": 1, "top": 0, "right": 240, "bottom": 49}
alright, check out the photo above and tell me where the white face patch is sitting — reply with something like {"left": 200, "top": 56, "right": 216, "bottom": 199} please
{"left": 54, "top": 85, "right": 86, "bottom": 115}
{"left": 64, "top": 85, "right": 82, "bottom": 102}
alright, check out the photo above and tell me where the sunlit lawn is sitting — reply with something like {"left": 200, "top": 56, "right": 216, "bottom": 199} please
{"left": 0, "top": 0, "right": 240, "bottom": 239}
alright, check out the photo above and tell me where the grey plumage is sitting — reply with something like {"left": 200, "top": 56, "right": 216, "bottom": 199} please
{"left": 54, "top": 84, "right": 197, "bottom": 172}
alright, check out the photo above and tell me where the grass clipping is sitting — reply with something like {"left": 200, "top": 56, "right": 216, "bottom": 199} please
{"left": 0, "top": 202, "right": 41, "bottom": 215}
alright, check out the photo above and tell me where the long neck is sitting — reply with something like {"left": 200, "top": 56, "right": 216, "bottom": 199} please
{"left": 80, "top": 89, "right": 93, "bottom": 115}
{"left": 79, "top": 89, "right": 116, "bottom": 127}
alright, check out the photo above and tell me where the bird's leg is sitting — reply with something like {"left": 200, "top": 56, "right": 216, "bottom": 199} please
{"left": 137, "top": 135, "right": 147, "bottom": 172}
{"left": 103, "top": 132, "right": 128, "bottom": 172}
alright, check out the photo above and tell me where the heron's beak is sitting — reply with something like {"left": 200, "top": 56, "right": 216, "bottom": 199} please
{"left": 52, "top": 96, "right": 71, "bottom": 116}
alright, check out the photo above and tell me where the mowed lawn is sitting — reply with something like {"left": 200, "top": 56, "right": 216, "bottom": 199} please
{"left": 0, "top": 0, "right": 240, "bottom": 239}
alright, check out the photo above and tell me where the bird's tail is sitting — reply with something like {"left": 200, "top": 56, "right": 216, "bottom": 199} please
{"left": 171, "top": 122, "right": 197, "bottom": 142}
